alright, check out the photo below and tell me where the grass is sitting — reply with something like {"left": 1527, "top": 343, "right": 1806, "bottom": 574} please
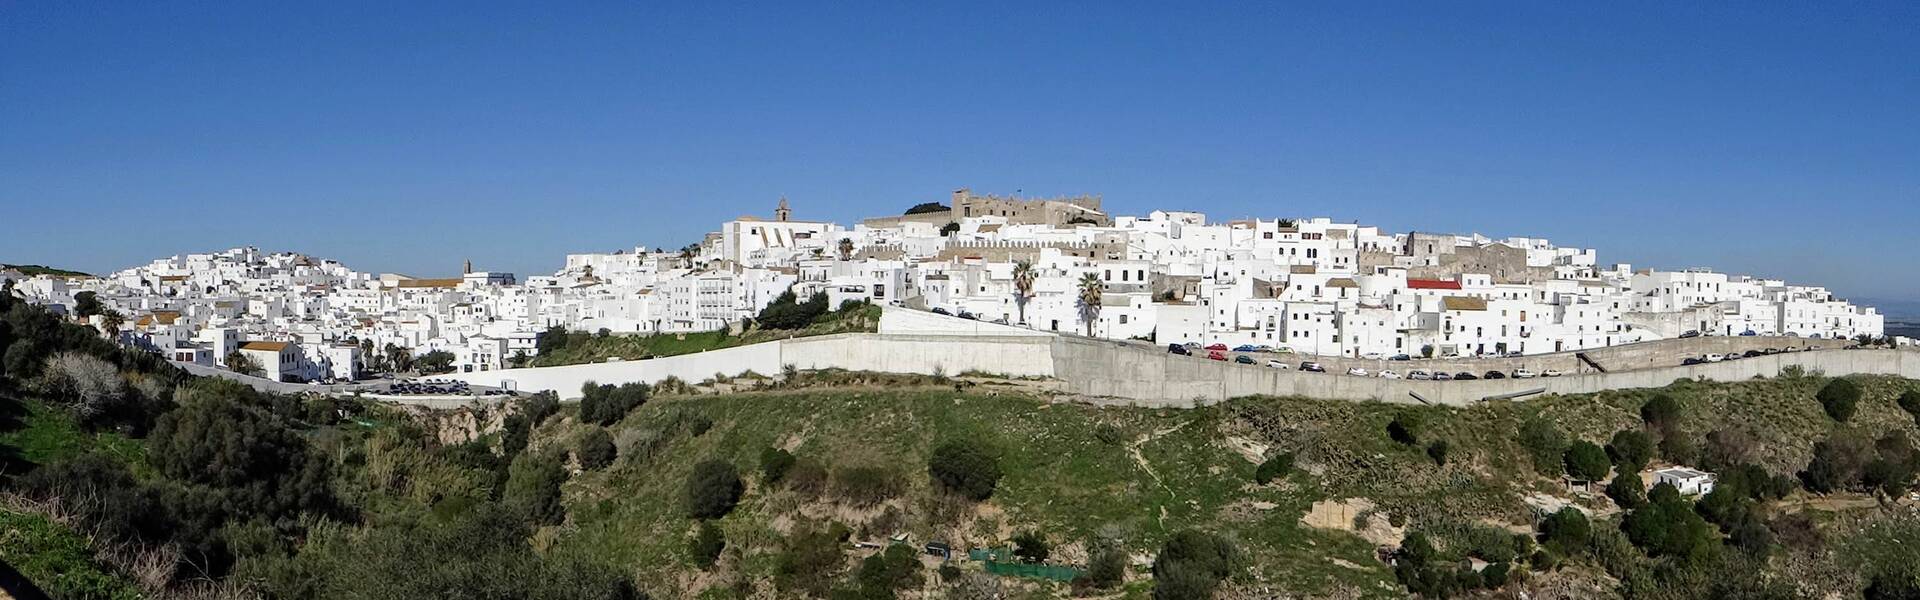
{"left": 0, "top": 396, "right": 147, "bottom": 474}
{"left": 532, "top": 304, "right": 881, "bottom": 367}
{"left": 550, "top": 387, "right": 1398, "bottom": 599}
{"left": 0, "top": 510, "right": 143, "bottom": 600}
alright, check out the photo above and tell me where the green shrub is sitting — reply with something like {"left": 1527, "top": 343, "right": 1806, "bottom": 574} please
{"left": 760, "top": 447, "right": 796, "bottom": 484}
{"left": 832, "top": 466, "right": 903, "bottom": 507}
{"left": 1607, "top": 429, "right": 1655, "bottom": 473}
{"left": 1387, "top": 413, "right": 1420, "bottom": 445}
{"left": 685, "top": 459, "right": 744, "bottom": 519}
{"left": 1899, "top": 390, "right": 1920, "bottom": 422}
{"left": 1540, "top": 507, "right": 1590, "bottom": 554}
{"left": 1152, "top": 530, "right": 1235, "bottom": 600}
{"left": 689, "top": 520, "right": 725, "bottom": 569}
{"left": 505, "top": 453, "right": 567, "bottom": 525}
{"left": 1254, "top": 453, "right": 1293, "bottom": 484}
{"left": 1564, "top": 440, "right": 1611, "bottom": 481}
{"left": 1606, "top": 473, "right": 1646, "bottom": 509}
{"left": 577, "top": 428, "right": 616, "bottom": 470}
{"left": 1012, "top": 531, "right": 1050, "bottom": 564}
{"left": 928, "top": 441, "right": 1002, "bottom": 501}
{"left": 1519, "top": 416, "right": 1567, "bottom": 475}
{"left": 1084, "top": 545, "right": 1127, "bottom": 588}
{"left": 1640, "top": 394, "right": 1682, "bottom": 428}
{"left": 1426, "top": 440, "right": 1450, "bottom": 466}
{"left": 1818, "top": 379, "right": 1862, "bottom": 422}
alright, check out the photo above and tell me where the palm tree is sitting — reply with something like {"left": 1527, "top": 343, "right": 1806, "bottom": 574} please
{"left": 1076, "top": 273, "right": 1104, "bottom": 337}
{"left": 1012, "top": 260, "right": 1037, "bottom": 326}
{"left": 100, "top": 310, "right": 125, "bottom": 338}
{"left": 837, "top": 238, "right": 855, "bottom": 261}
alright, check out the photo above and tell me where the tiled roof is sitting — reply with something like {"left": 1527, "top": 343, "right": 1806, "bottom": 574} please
{"left": 1408, "top": 278, "right": 1462, "bottom": 290}
{"left": 1441, "top": 296, "right": 1487, "bottom": 311}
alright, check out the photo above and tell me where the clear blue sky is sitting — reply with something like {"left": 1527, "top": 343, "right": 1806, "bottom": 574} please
{"left": 4, "top": 2, "right": 1916, "bottom": 301}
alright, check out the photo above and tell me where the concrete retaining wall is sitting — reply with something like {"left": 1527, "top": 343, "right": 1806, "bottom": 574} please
{"left": 1052, "top": 337, "right": 1920, "bottom": 407}
{"left": 1204, "top": 335, "right": 1845, "bottom": 378}
{"left": 442, "top": 333, "right": 1055, "bottom": 399}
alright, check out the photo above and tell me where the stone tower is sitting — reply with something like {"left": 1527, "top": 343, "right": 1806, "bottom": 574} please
{"left": 463, "top": 259, "right": 472, "bottom": 274}
{"left": 775, "top": 197, "right": 791, "bottom": 222}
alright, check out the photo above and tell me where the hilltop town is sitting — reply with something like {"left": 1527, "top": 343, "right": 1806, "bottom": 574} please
{"left": 1, "top": 189, "right": 1888, "bottom": 383}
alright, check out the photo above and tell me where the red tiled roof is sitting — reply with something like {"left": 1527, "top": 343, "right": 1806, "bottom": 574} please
{"left": 1407, "top": 279, "right": 1461, "bottom": 290}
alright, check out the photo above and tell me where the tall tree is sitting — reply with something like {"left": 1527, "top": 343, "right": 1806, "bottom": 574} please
{"left": 837, "top": 238, "right": 855, "bottom": 261}
{"left": 99, "top": 309, "right": 125, "bottom": 338}
{"left": 1076, "top": 273, "right": 1103, "bottom": 337}
{"left": 1012, "top": 260, "right": 1036, "bottom": 326}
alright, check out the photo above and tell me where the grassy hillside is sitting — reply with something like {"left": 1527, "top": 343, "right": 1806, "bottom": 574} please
{"left": 512, "top": 370, "right": 1920, "bottom": 598}
{"left": 532, "top": 303, "right": 881, "bottom": 367}
{"left": 1, "top": 264, "right": 93, "bottom": 278}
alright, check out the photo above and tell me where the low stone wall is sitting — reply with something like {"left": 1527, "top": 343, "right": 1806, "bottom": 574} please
{"left": 1052, "top": 337, "right": 1918, "bottom": 407}
{"left": 1207, "top": 335, "right": 1844, "bottom": 378}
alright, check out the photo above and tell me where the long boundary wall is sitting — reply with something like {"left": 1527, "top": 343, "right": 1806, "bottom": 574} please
{"left": 1051, "top": 337, "right": 1920, "bottom": 407}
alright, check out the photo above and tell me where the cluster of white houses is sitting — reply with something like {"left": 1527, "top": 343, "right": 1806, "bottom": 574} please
{"left": 3, "top": 189, "right": 1888, "bottom": 382}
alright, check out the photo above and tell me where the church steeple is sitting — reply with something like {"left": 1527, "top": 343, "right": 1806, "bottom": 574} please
{"left": 775, "top": 197, "right": 791, "bottom": 222}
{"left": 463, "top": 259, "right": 472, "bottom": 274}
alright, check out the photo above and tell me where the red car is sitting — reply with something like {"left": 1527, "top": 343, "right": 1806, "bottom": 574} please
{"left": 1207, "top": 350, "right": 1228, "bottom": 361}
{"left": 1205, "top": 343, "right": 1228, "bottom": 351}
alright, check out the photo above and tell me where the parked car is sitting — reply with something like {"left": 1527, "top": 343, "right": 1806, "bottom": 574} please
{"left": 1682, "top": 357, "right": 1705, "bottom": 365}
{"left": 1265, "top": 359, "right": 1290, "bottom": 369}
{"left": 958, "top": 311, "right": 978, "bottom": 320}
{"left": 1347, "top": 367, "right": 1370, "bottom": 377}
{"left": 1483, "top": 370, "right": 1507, "bottom": 379}
{"left": 1167, "top": 344, "right": 1191, "bottom": 355}
{"left": 1300, "top": 361, "right": 1326, "bottom": 372}
{"left": 1233, "top": 344, "right": 1258, "bottom": 352}
{"left": 1408, "top": 369, "right": 1433, "bottom": 380}
{"left": 1740, "top": 330, "right": 1758, "bottom": 336}
{"left": 1361, "top": 352, "right": 1385, "bottom": 360}
{"left": 1704, "top": 353, "right": 1726, "bottom": 362}
{"left": 1453, "top": 372, "right": 1478, "bottom": 381}
{"left": 1542, "top": 369, "right": 1564, "bottom": 377}
{"left": 1378, "top": 370, "right": 1402, "bottom": 379}
{"left": 1254, "top": 345, "right": 1276, "bottom": 352}
{"left": 1512, "top": 368, "right": 1538, "bottom": 379}
{"left": 1235, "top": 355, "right": 1256, "bottom": 365}
{"left": 931, "top": 307, "right": 951, "bottom": 316}
{"left": 1183, "top": 342, "right": 1203, "bottom": 350}
{"left": 1762, "top": 347, "right": 1782, "bottom": 355}
{"left": 1433, "top": 371, "right": 1453, "bottom": 381}
{"left": 1205, "top": 343, "right": 1229, "bottom": 351}
{"left": 1679, "top": 330, "right": 1701, "bottom": 338}
{"left": 1389, "top": 354, "right": 1412, "bottom": 361}
{"left": 1208, "top": 351, "right": 1228, "bottom": 361}
{"left": 1722, "top": 352, "right": 1741, "bottom": 361}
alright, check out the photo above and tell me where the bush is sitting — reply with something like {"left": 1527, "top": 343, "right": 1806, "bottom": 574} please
{"left": 850, "top": 543, "right": 922, "bottom": 598}
{"left": 1620, "top": 482, "right": 1717, "bottom": 561}
{"left": 775, "top": 522, "right": 851, "bottom": 596}
{"left": 1426, "top": 440, "right": 1450, "bottom": 466}
{"left": 760, "top": 447, "right": 796, "bottom": 484}
{"left": 1387, "top": 413, "right": 1420, "bottom": 445}
{"left": 689, "top": 521, "right": 725, "bottom": 569}
{"left": 15, "top": 453, "right": 169, "bottom": 545}
{"left": 1253, "top": 453, "right": 1293, "bottom": 484}
{"left": 1539, "top": 507, "right": 1590, "bottom": 553}
{"left": 579, "top": 382, "right": 648, "bottom": 426}
{"left": 1519, "top": 416, "right": 1567, "bottom": 474}
{"left": 505, "top": 453, "right": 567, "bottom": 525}
{"left": 832, "top": 466, "right": 903, "bottom": 507}
{"left": 756, "top": 290, "right": 831, "bottom": 330}
{"left": 1607, "top": 429, "right": 1655, "bottom": 473}
{"left": 1607, "top": 473, "right": 1646, "bottom": 509}
{"left": 148, "top": 392, "right": 334, "bottom": 520}
{"left": 577, "top": 428, "right": 616, "bottom": 470}
{"left": 1564, "top": 440, "right": 1611, "bottom": 481}
{"left": 1152, "top": 530, "right": 1234, "bottom": 600}
{"left": 1012, "top": 531, "right": 1050, "bottom": 564}
{"left": 1800, "top": 431, "right": 1873, "bottom": 493}
{"left": 1899, "top": 390, "right": 1920, "bottom": 422}
{"left": 1818, "top": 378, "right": 1862, "bottom": 422}
{"left": 928, "top": 441, "right": 1002, "bottom": 501}
{"left": 685, "top": 459, "right": 744, "bottom": 519}
{"left": 522, "top": 392, "right": 560, "bottom": 426}
{"left": 1084, "top": 545, "right": 1127, "bottom": 588}
{"left": 1641, "top": 394, "right": 1682, "bottom": 428}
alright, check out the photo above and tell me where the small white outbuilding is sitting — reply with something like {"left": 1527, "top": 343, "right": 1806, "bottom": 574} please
{"left": 1653, "top": 467, "right": 1716, "bottom": 496}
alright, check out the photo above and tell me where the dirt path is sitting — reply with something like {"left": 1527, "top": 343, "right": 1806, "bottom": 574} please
{"left": 1127, "top": 420, "right": 1193, "bottom": 527}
